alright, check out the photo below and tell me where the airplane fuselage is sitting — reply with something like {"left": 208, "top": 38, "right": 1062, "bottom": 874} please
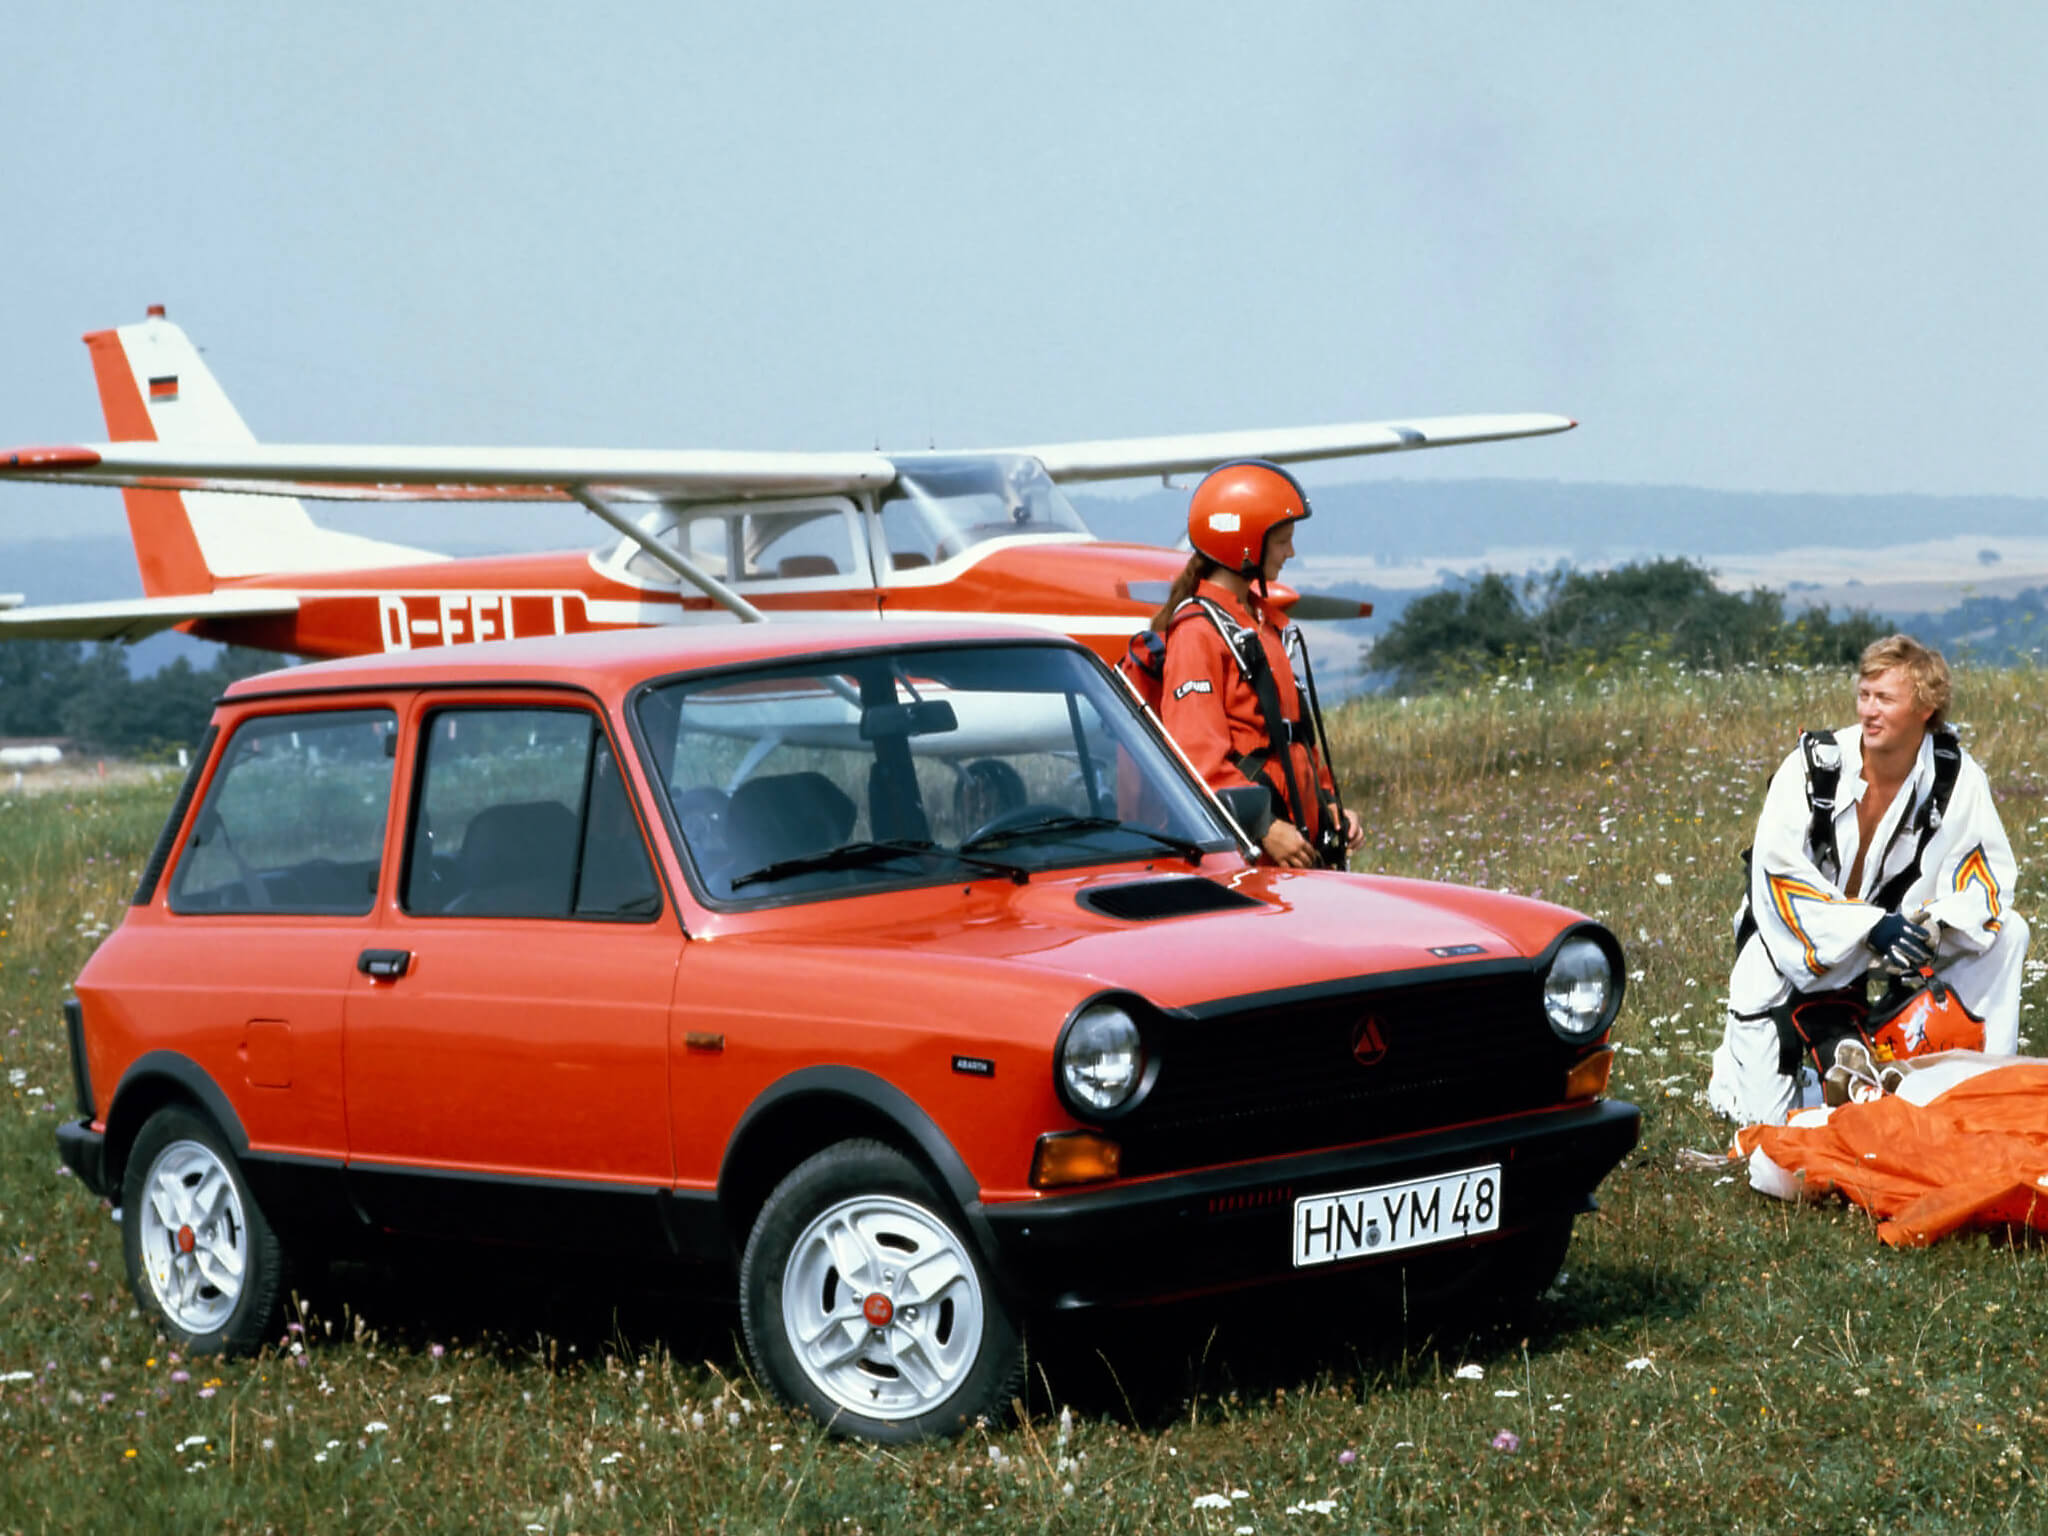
{"left": 192, "top": 539, "right": 1194, "bottom": 665}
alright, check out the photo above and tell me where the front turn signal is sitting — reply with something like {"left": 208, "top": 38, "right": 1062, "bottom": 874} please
{"left": 1565, "top": 1045, "right": 1615, "bottom": 1101}
{"left": 1031, "top": 1130, "right": 1122, "bottom": 1189}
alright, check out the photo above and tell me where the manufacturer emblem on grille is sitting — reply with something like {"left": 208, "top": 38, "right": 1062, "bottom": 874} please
{"left": 1350, "top": 1016, "right": 1388, "bottom": 1067}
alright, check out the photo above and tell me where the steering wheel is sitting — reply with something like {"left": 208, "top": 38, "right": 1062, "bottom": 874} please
{"left": 198, "top": 806, "right": 271, "bottom": 910}
{"left": 964, "top": 801, "right": 1073, "bottom": 845}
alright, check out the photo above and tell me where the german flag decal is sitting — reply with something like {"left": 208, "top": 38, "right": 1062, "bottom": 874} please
{"left": 1954, "top": 843, "right": 2003, "bottom": 929}
{"left": 148, "top": 376, "right": 178, "bottom": 403}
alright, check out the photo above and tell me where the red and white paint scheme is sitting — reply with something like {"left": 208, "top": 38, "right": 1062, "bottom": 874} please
{"left": 0, "top": 309, "right": 1575, "bottom": 664}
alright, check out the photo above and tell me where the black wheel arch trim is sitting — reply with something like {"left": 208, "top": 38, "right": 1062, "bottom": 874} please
{"left": 103, "top": 1052, "right": 251, "bottom": 1188}
{"left": 719, "top": 1065, "right": 1000, "bottom": 1273}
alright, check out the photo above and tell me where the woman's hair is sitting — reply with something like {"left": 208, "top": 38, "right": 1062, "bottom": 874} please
{"left": 1150, "top": 552, "right": 1215, "bottom": 633}
{"left": 1859, "top": 633, "right": 1952, "bottom": 730}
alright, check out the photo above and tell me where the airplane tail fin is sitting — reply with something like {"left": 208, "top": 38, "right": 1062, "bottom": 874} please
{"left": 84, "top": 309, "right": 442, "bottom": 595}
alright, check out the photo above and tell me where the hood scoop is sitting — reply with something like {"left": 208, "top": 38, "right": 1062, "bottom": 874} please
{"left": 1078, "top": 877, "right": 1264, "bottom": 922}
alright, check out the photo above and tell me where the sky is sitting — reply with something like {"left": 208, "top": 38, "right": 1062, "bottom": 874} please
{"left": 3, "top": 0, "right": 2046, "bottom": 563}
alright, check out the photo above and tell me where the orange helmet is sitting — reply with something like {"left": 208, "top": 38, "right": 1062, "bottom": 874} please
{"left": 1867, "top": 975, "right": 1986, "bottom": 1062}
{"left": 1187, "top": 460, "right": 1312, "bottom": 578}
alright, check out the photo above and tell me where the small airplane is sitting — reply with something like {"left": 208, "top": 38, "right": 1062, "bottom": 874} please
{"left": 0, "top": 309, "right": 1575, "bottom": 665}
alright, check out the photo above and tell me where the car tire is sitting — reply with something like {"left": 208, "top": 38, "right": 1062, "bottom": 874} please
{"left": 738, "top": 1139, "right": 1022, "bottom": 1442}
{"left": 121, "top": 1106, "right": 287, "bottom": 1355}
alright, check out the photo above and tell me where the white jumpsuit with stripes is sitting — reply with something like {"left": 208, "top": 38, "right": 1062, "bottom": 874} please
{"left": 1707, "top": 726, "right": 2028, "bottom": 1126}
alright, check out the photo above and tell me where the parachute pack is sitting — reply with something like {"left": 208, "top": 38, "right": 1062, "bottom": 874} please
{"left": 1767, "top": 969, "right": 1987, "bottom": 1088}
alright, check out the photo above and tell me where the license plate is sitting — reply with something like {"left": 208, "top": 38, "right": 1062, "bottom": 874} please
{"left": 1292, "top": 1164, "right": 1502, "bottom": 1268}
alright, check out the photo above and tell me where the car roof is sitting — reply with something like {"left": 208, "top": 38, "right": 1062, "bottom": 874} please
{"left": 222, "top": 618, "right": 1069, "bottom": 701}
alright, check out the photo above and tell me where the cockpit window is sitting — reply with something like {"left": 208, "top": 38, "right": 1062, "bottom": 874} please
{"left": 606, "top": 500, "right": 865, "bottom": 587}
{"left": 880, "top": 455, "right": 1091, "bottom": 572}
{"left": 734, "top": 507, "right": 855, "bottom": 581}
{"left": 621, "top": 512, "right": 729, "bottom": 584}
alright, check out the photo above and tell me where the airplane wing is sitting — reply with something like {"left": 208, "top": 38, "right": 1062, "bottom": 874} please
{"left": 0, "top": 444, "right": 900, "bottom": 504}
{"left": 0, "top": 591, "right": 301, "bottom": 641}
{"left": 0, "top": 413, "right": 1570, "bottom": 502}
{"left": 1007, "top": 413, "right": 1575, "bottom": 483}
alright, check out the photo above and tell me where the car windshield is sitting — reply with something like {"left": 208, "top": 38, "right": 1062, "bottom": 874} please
{"left": 635, "top": 641, "right": 1233, "bottom": 902}
{"left": 879, "top": 455, "right": 1092, "bottom": 572}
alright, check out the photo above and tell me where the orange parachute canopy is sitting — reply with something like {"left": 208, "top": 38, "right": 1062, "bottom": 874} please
{"left": 1735, "top": 1060, "right": 2048, "bottom": 1246}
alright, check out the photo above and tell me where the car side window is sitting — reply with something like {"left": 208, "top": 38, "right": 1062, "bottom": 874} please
{"left": 403, "top": 706, "right": 661, "bottom": 921}
{"left": 167, "top": 709, "right": 397, "bottom": 915}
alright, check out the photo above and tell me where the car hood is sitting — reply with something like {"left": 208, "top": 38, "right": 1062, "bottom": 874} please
{"left": 702, "top": 863, "right": 1590, "bottom": 1019}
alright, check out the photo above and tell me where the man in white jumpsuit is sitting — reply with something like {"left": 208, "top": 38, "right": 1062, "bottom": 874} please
{"left": 1709, "top": 635, "right": 2028, "bottom": 1125}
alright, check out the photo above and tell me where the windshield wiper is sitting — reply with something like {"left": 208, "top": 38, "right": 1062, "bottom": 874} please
{"left": 730, "top": 839, "right": 1027, "bottom": 891}
{"left": 959, "top": 814, "right": 1208, "bottom": 864}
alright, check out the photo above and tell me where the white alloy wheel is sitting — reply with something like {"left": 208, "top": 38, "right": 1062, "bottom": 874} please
{"left": 778, "top": 1192, "right": 987, "bottom": 1422}
{"left": 135, "top": 1136, "right": 250, "bottom": 1336}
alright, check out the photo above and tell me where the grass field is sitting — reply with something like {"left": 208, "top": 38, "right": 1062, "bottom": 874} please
{"left": 7, "top": 662, "right": 2048, "bottom": 1533}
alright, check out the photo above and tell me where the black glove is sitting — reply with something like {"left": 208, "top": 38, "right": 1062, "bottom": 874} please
{"left": 1866, "top": 911, "right": 1936, "bottom": 971}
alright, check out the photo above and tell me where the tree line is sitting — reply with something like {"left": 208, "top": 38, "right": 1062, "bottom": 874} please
{"left": 0, "top": 642, "right": 273, "bottom": 756}
{"left": 1367, "top": 558, "right": 1892, "bottom": 689}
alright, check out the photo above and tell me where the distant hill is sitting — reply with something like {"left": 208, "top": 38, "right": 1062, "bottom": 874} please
{"left": 12, "top": 477, "right": 2048, "bottom": 680}
{"left": 1064, "top": 481, "right": 2048, "bottom": 565}
{"left": 1067, "top": 478, "right": 2048, "bottom": 563}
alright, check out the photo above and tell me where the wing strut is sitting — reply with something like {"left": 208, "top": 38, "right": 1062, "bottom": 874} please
{"left": 566, "top": 486, "right": 765, "bottom": 624}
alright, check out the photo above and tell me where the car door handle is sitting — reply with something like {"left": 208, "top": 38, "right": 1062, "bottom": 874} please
{"left": 357, "top": 949, "right": 413, "bottom": 980}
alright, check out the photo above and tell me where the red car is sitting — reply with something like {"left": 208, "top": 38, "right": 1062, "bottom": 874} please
{"left": 56, "top": 621, "right": 1637, "bottom": 1441}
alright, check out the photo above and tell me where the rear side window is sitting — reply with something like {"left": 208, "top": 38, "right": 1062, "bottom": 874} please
{"left": 403, "top": 706, "right": 661, "bottom": 921}
{"left": 168, "top": 709, "right": 397, "bottom": 915}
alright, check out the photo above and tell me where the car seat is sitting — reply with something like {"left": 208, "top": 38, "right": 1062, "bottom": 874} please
{"left": 453, "top": 800, "right": 580, "bottom": 916}
{"left": 725, "top": 772, "right": 858, "bottom": 876}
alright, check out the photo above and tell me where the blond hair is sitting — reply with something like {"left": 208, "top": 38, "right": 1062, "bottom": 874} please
{"left": 1860, "top": 633, "right": 1952, "bottom": 730}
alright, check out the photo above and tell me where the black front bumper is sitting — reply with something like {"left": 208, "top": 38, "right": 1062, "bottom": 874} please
{"left": 981, "top": 1098, "right": 1640, "bottom": 1310}
{"left": 57, "top": 1118, "right": 112, "bottom": 1201}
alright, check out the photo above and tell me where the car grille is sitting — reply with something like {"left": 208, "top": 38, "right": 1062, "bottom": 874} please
{"left": 1118, "top": 970, "right": 1575, "bottom": 1177}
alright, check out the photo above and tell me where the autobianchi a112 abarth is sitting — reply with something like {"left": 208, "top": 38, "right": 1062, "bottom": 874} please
{"left": 56, "top": 620, "right": 1638, "bottom": 1441}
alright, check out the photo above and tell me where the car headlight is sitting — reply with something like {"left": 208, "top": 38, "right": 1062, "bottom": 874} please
{"left": 1057, "top": 1001, "right": 1146, "bottom": 1117}
{"left": 1543, "top": 936, "right": 1616, "bottom": 1042}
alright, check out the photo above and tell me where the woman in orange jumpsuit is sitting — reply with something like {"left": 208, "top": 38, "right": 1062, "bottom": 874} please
{"left": 1154, "top": 460, "right": 1365, "bottom": 869}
